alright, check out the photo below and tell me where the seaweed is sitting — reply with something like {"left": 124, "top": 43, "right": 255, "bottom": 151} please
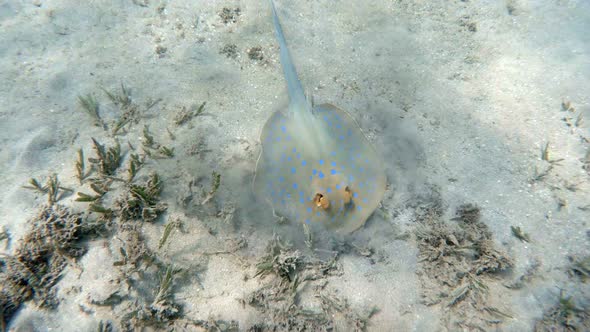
{"left": 415, "top": 202, "right": 513, "bottom": 329}
{"left": 575, "top": 113, "right": 584, "bottom": 127}
{"left": 104, "top": 83, "right": 141, "bottom": 137}
{"left": 22, "top": 177, "right": 45, "bottom": 193}
{"left": 140, "top": 126, "right": 175, "bottom": 159}
{"left": 0, "top": 205, "right": 102, "bottom": 325}
{"left": 534, "top": 290, "right": 589, "bottom": 331}
{"left": 173, "top": 102, "right": 206, "bottom": 126}
{"left": 102, "top": 83, "right": 132, "bottom": 109}
{"left": 447, "top": 273, "right": 488, "bottom": 307}
{"left": 201, "top": 171, "right": 221, "bottom": 204}
{"left": 74, "top": 177, "right": 110, "bottom": 204}
{"left": 89, "top": 138, "right": 122, "bottom": 176}
{"left": 142, "top": 125, "right": 155, "bottom": 149}
{"left": 23, "top": 175, "right": 72, "bottom": 204}
{"left": 583, "top": 150, "right": 590, "bottom": 175}
{"left": 156, "top": 146, "right": 174, "bottom": 158}
{"left": 75, "top": 192, "right": 102, "bottom": 202}
{"left": 562, "top": 100, "right": 575, "bottom": 112}
{"left": 97, "top": 320, "right": 115, "bottom": 332}
{"left": 90, "top": 292, "right": 124, "bottom": 307}
{"left": 302, "top": 222, "right": 313, "bottom": 249}
{"left": 531, "top": 164, "right": 554, "bottom": 183}
{"left": 247, "top": 46, "right": 264, "bottom": 61}
{"left": 0, "top": 226, "right": 9, "bottom": 249}
{"left": 153, "top": 265, "right": 177, "bottom": 306}
{"left": 246, "top": 275, "right": 372, "bottom": 331}
{"left": 78, "top": 93, "right": 103, "bottom": 127}
{"left": 158, "top": 218, "right": 183, "bottom": 250}
{"left": 115, "top": 228, "right": 153, "bottom": 271}
{"left": 219, "top": 7, "right": 241, "bottom": 24}
{"left": 119, "top": 262, "right": 183, "bottom": 330}
{"left": 88, "top": 203, "right": 114, "bottom": 221}
{"left": 318, "top": 289, "right": 380, "bottom": 331}
{"left": 244, "top": 237, "right": 375, "bottom": 331}
{"left": 46, "top": 174, "right": 67, "bottom": 204}
{"left": 511, "top": 226, "right": 531, "bottom": 243}
{"left": 504, "top": 259, "right": 540, "bottom": 289}
{"left": 90, "top": 180, "right": 109, "bottom": 196}
{"left": 166, "top": 127, "right": 175, "bottom": 140}
{"left": 568, "top": 255, "right": 590, "bottom": 282}
{"left": 116, "top": 173, "right": 167, "bottom": 223}
{"left": 75, "top": 149, "right": 91, "bottom": 184}
{"left": 126, "top": 153, "right": 144, "bottom": 183}
{"left": 540, "top": 142, "right": 563, "bottom": 164}
{"left": 111, "top": 117, "right": 132, "bottom": 136}
{"left": 254, "top": 235, "right": 301, "bottom": 284}
{"left": 220, "top": 44, "right": 238, "bottom": 59}
{"left": 187, "top": 319, "right": 239, "bottom": 331}
{"left": 557, "top": 197, "right": 568, "bottom": 211}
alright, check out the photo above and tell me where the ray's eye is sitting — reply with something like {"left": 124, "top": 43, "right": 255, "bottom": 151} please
{"left": 343, "top": 186, "right": 352, "bottom": 204}
{"left": 313, "top": 193, "right": 330, "bottom": 210}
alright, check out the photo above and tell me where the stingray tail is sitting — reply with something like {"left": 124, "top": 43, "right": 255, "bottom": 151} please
{"left": 270, "top": 0, "right": 308, "bottom": 108}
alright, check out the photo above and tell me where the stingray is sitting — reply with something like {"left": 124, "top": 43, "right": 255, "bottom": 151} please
{"left": 253, "top": 0, "right": 386, "bottom": 234}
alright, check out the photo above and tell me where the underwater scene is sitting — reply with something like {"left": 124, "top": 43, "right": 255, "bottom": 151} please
{"left": 0, "top": 0, "right": 588, "bottom": 331}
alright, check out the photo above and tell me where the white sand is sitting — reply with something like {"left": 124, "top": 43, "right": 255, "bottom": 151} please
{"left": 1, "top": 0, "right": 589, "bottom": 331}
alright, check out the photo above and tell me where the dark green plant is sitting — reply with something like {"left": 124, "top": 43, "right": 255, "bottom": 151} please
{"left": 78, "top": 94, "right": 102, "bottom": 127}
{"left": 89, "top": 138, "right": 122, "bottom": 176}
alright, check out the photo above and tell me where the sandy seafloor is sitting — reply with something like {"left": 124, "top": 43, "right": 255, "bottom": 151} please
{"left": 0, "top": 0, "right": 589, "bottom": 331}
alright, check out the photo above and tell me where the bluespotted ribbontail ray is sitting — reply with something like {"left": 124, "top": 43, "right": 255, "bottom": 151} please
{"left": 253, "top": 0, "right": 386, "bottom": 234}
